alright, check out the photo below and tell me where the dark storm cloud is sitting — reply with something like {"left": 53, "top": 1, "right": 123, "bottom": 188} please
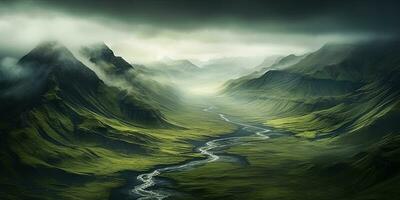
{"left": 4, "top": 0, "right": 400, "bottom": 34}
{"left": 0, "top": 0, "right": 398, "bottom": 63}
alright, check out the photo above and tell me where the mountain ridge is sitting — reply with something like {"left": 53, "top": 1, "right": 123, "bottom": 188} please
{"left": 223, "top": 40, "right": 400, "bottom": 139}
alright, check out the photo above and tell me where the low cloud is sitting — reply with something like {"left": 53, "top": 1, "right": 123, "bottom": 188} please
{"left": 0, "top": 57, "right": 49, "bottom": 99}
{"left": 0, "top": 57, "right": 29, "bottom": 80}
{"left": 0, "top": 1, "right": 377, "bottom": 64}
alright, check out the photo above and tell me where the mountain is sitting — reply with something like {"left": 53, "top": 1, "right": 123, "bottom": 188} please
{"left": 80, "top": 43, "right": 182, "bottom": 111}
{"left": 269, "top": 54, "right": 305, "bottom": 70}
{"left": 0, "top": 41, "right": 181, "bottom": 199}
{"left": 254, "top": 54, "right": 304, "bottom": 73}
{"left": 218, "top": 40, "right": 400, "bottom": 199}
{"left": 162, "top": 58, "right": 200, "bottom": 72}
{"left": 198, "top": 56, "right": 266, "bottom": 79}
{"left": 200, "top": 56, "right": 264, "bottom": 69}
{"left": 223, "top": 40, "right": 400, "bottom": 138}
{"left": 258, "top": 56, "right": 282, "bottom": 68}
{"left": 146, "top": 58, "right": 200, "bottom": 76}
{"left": 1, "top": 41, "right": 100, "bottom": 117}
{"left": 223, "top": 54, "right": 306, "bottom": 90}
{"left": 288, "top": 42, "right": 400, "bottom": 82}
{"left": 233, "top": 70, "right": 361, "bottom": 97}
{"left": 285, "top": 43, "right": 354, "bottom": 76}
{"left": 81, "top": 43, "right": 134, "bottom": 74}
{"left": 5, "top": 41, "right": 167, "bottom": 125}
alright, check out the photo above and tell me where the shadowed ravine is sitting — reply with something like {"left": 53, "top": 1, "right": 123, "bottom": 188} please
{"left": 131, "top": 107, "right": 274, "bottom": 200}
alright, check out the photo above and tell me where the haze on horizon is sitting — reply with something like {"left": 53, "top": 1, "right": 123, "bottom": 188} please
{"left": 1, "top": 0, "right": 398, "bottom": 64}
{"left": 2, "top": 1, "right": 400, "bottom": 200}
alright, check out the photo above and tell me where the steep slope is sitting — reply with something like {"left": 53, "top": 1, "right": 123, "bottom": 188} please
{"left": 223, "top": 54, "right": 305, "bottom": 91}
{"left": 223, "top": 40, "right": 400, "bottom": 139}
{"left": 0, "top": 41, "right": 179, "bottom": 199}
{"left": 255, "top": 54, "right": 305, "bottom": 73}
{"left": 223, "top": 44, "right": 358, "bottom": 99}
{"left": 256, "top": 56, "right": 282, "bottom": 69}
{"left": 81, "top": 43, "right": 182, "bottom": 112}
{"left": 13, "top": 41, "right": 167, "bottom": 125}
{"left": 218, "top": 40, "right": 400, "bottom": 200}
{"left": 288, "top": 43, "right": 354, "bottom": 75}
{"left": 265, "top": 74, "right": 400, "bottom": 138}
{"left": 289, "top": 41, "right": 400, "bottom": 82}
{"left": 81, "top": 43, "right": 134, "bottom": 74}
{"left": 228, "top": 70, "right": 360, "bottom": 98}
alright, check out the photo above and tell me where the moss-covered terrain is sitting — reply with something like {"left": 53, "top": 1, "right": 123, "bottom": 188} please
{"left": 0, "top": 42, "right": 234, "bottom": 200}
{"left": 1, "top": 40, "right": 400, "bottom": 200}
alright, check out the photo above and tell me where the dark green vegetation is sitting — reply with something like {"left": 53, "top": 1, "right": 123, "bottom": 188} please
{"left": 224, "top": 41, "right": 400, "bottom": 138}
{"left": 179, "top": 40, "right": 400, "bottom": 199}
{"left": 1, "top": 39, "right": 400, "bottom": 200}
{"left": 0, "top": 41, "right": 234, "bottom": 200}
{"left": 167, "top": 134, "right": 400, "bottom": 200}
{"left": 222, "top": 54, "right": 306, "bottom": 97}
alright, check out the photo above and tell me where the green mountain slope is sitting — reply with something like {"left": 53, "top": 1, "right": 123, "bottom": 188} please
{"left": 228, "top": 70, "right": 360, "bottom": 98}
{"left": 81, "top": 43, "right": 134, "bottom": 75}
{"left": 223, "top": 54, "right": 306, "bottom": 92}
{"left": 289, "top": 41, "right": 400, "bottom": 82}
{"left": 223, "top": 40, "right": 400, "bottom": 138}
{"left": 0, "top": 41, "right": 232, "bottom": 200}
{"left": 205, "top": 40, "right": 400, "bottom": 200}
{"left": 80, "top": 43, "right": 182, "bottom": 112}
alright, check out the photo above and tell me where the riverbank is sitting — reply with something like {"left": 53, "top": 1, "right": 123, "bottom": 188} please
{"left": 129, "top": 108, "right": 288, "bottom": 199}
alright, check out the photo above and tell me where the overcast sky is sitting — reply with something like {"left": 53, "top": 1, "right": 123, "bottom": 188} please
{"left": 0, "top": 0, "right": 399, "bottom": 63}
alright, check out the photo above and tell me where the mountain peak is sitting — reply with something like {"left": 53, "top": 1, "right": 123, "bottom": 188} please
{"left": 81, "top": 43, "right": 134, "bottom": 74}
{"left": 84, "top": 42, "right": 115, "bottom": 57}
{"left": 164, "top": 58, "right": 200, "bottom": 71}
{"left": 17, "top": 40, "right": 101, "bottom": 92}
{"left": 19, "top": 41, "right": 76, "bottom": 65}
{"left": 318, "top": 43, "right": 354, "bottom": 54}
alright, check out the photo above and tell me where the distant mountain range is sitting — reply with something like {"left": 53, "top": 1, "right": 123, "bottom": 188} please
{"left": 223, "top": 53, "right": 306, "bottom": 90}
{"left": 197, "top": 56, "right": 268, "bottom": 80}
{"left": 146, "top": 58, "right": 200, "bottom": 75}
{"left": 223, "top": 40, "right": 400, "bottom": 138}
{"left": 221, "top": 40, "right": 400, "bottom": 199}
{"left": 80, "top": 43, "right": 182, "bottom": 111}
{"left": 2, "top": 39, "right": 400, "bottom": 200}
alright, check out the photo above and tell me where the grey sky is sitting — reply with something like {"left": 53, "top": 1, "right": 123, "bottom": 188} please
{"left": 0, "top": 0, "right": 398, "bottom": 63}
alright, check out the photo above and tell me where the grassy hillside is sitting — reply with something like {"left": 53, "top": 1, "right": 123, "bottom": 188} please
{"left": 209, "top": 40, "right": 400, "bottom": 199}
{"left": 1, "top": 39, "right": 399, "bottom": 200}
{"left": 223, "top": 54, "right": 307, "bottom": 96}
{"left": 223, "top": 40, "right": 400, "bottom": 139}
{"left": 0, "top": 42, "right": 235, "bottom": 200}
{"left": 165, "top": 132, "right": 400, "bottom": 200}
{"left": 80, "top": 43, "right": 183, "bottom": 112}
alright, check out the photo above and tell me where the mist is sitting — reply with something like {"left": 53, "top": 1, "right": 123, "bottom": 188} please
{"left": 0, "top": 1, "right": 378, "bottom": 65}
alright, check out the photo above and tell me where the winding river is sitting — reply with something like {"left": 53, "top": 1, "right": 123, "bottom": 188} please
{"left": 131, "top": 107, "right": 272, "bottom": 200}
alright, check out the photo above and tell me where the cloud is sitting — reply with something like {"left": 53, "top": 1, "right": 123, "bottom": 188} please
{"left": 0, "top": 57, "right": 28, "bottom": 80}
{"left": 0, "top": 0, "right": 395, "bottom": 63}
{"left": 0, "top": 57, "right": 39, "bottom": 99}
{"left": 4, "top": 0, "right": 400, "bottom": 34}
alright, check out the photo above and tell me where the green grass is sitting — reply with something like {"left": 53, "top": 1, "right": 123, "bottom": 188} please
{"left": 0, "top": 90, "right": 235, "bottom": 200}
{"left": 164, "top": 133, "right": 400, "bottom": 200}
{"left": 3, "top": 40, "right": 400, "bottom": 200}
{"left": 164, "top": 137, "right": 357, "bottom": 200}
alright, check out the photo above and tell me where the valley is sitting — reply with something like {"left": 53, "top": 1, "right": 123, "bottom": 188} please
{"left": 130, "top": 108, "right": 274, "bottom": 200}
{"left": 2, "top": 1, "right": 400, "bottom": 200}
{"left": 1, "top": 39, "right": 400, "bottom": 200}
